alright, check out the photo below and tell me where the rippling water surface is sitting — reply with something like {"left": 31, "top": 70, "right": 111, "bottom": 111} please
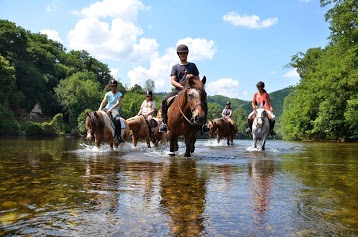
{"left": 0, "top": 137, "right": 357, "bottom": 236}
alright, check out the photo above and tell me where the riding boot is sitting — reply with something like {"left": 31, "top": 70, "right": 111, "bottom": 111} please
{"left": 245, "top": 119, "right": 252, "bottom": 133}
{"left": 270, "top": 120, "right": 276, "bottom": 136}
{"left": 114, "top": 115, "right": 124, "bottom": 142}
{"left": 201, "top": 124, "right": 210, "bottom": 134}
{"left": 159, "top": 103, "right": 168, "bottom": 133}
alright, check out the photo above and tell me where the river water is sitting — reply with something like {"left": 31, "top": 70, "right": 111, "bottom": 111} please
{"left": 0, "top": 137, "right": 357, "bottom": 236}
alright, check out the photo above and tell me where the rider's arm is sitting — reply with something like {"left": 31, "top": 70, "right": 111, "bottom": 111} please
{"left": 171, "top": 75, "right": 184, "bottom": 89}
{"left": 251, "top": 93, "right": 257, "bottom": 110}
{"left": 266, "top": 93, "right": 273, "bottom": 112}
{"left": 98, "top": 95, "right": 108, "bottom": 111}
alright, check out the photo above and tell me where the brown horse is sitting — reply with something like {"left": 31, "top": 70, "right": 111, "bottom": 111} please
{"left": 208, "top": 118, "right": 238, "bottom": 146}
{"left": 167, "top": 76, "right": 207, "bottom": 157}
{"left": 85, "top": 111, "right": 130, "bottom": 149}
{"left": 126, "top": 115, "right": 165, "bottom": 148}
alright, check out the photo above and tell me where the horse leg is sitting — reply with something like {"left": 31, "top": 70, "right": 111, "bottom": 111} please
{"left": 184, "top": 135, "right": 192, "bottom": 158}
{"left": 169, "top": 136, "right": 176, "bottom": 156}
{"left": 132, "top": 135, "right": 138, "bottom": 147}
{"left": 175, "top": 139, "right": 179, "bottom": 151}
{"left": 216, "top": 134, "right": 220, "bottom": 144}
{"left": 190, "top": 136, "right": 196, "bottom": 153}
{"left": 227, "top": 137, "right": 230, "bottom": 146}
{"left": 253, "top": 137, "right": 257, "bottom": 149}
{"left": 262, "top": 135, "right": 267, "bottom": 151}
{"left": 146, "top": 137, "right": 151, "bottom": 148}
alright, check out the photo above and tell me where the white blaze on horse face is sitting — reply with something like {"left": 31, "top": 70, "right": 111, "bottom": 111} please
{"left": 189, "top": 88, "right": 204, "bottom": 116}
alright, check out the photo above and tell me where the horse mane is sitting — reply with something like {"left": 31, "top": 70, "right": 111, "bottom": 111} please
{"left": 89, "top": 111, "right": 105, "bottom": 132}
{"left": 181, "top": 76, "right": 205, "bottom": 90}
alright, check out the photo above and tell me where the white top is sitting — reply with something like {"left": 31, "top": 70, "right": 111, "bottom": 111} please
{"left": 140, "top": 100, "right": 156, "bottom": 115}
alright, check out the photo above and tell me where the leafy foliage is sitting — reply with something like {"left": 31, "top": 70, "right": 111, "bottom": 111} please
{"left": 282, "top": 0, "right": 358, "bottom": 140}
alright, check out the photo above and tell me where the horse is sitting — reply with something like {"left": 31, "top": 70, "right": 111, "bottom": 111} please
{"left": 252, "top": 104, "right": 270, "bottom": 150}
{"left": 208, "top": 118, "right": 238, "bottom": 145}
{"left": 166, "top": 76, "right": 207, "bottom": 157}
{"left": 85, "top": 111, "right": 130, "bottom": 149}
{"left": 126, "top": 115, "right": 164, "bottom": 148}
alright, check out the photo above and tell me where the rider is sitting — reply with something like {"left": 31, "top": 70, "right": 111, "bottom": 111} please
{"left": 159, "top": 44, "right": 209, "bottom": 134}
{"left": 137, "top": 91, "right": 156, "bottom": 121}
{"left": 222, "top": 101, "right": 235, "bottom": 133}
{"left": 137, "top": 91, "right": 157, "bottom": 138}
{"left": 246, "top": 81, "right": 276, "bottom": 136}
{"left": 98, "top": 79, "right": 124, "bottom": 142}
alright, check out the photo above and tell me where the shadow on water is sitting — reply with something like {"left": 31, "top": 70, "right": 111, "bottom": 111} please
{"left": 0, "top": 137, "right": 357, "bottom": 236}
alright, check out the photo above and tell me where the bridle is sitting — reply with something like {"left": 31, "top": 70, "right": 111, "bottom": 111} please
{"left": 177, "top": 86, "right": 206, "bottom": 125}
{"left": 253, "top": 108, "right": 267, "bottom": 128}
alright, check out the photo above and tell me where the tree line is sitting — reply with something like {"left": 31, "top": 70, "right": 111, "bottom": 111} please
{"left": 2, "top": 0, "right": 355, "bottom": 141}
{"left": 282, "top": 0, "right": 358, "bottom": 141}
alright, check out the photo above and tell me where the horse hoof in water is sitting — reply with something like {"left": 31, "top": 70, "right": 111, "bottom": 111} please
{"left": 169, "top": 152, "right": 175, "bottom": 156}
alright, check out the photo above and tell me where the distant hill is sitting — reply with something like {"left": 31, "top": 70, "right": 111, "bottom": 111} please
{"left": 208, "top": 87, "right": 294, "bottom": 118}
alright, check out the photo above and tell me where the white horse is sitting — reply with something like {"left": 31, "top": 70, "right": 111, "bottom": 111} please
{"left": 252, "top": 104, "right": 270, "bottom": 150}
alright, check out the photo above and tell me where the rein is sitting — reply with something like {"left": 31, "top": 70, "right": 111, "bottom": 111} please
{"left": 177, "top": 87, "right": 204, "bottom": 125}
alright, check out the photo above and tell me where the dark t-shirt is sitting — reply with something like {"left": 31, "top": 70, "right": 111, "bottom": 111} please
{"left": 170, "top": 63, "right": 199, "bottom": 87}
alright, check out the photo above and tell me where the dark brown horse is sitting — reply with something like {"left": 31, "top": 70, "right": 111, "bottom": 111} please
{"left": 167, "top": 76, "right": 207, "bottom": 157}
{"left": 126, "top": 115, "right": 165, "bottom": 148}
{"left": 208, "top": 118, "right": 238, "bottom": 146}
{"left": 86, "top": 111, "right": 130, "bottom": 149}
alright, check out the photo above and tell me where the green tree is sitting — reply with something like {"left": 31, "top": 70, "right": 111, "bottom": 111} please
{"left": 143, "top": 79, "right": 155, "bottom": 92}
{"left": 54, "top": 72, "right": 101, "bottom": 124}
{"left": 0, "top": 55, "right": 16, "bottom": 105}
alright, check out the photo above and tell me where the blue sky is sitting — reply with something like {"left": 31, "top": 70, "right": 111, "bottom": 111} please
{"left": 0, "top": 0, "right": 330, "bottom": 100}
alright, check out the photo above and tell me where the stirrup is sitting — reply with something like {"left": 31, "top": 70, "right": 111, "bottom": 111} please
{"left": 201, "top": 124, "right": 210, "bottom": 133}
{"left": 159, "top": 123, "right": 167, "bottom": 133}
{"left": 270, "top": 130, "right": 276, "bottom": 136}
{"left": 245, "top": 127, "right": 251, "bottom": 133}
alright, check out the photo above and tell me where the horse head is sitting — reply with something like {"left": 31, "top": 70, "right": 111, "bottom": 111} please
{"left": 207, "top": 119, "right": 217, "bottom": 138}
{"left": 184, "top": 76, "right": 207, "bottom": 125}
{"left": 254, "top": 107, "right": 267, "bottom": 128}
{"left": 86, "top": 111, "right": 105, "bottom": 141}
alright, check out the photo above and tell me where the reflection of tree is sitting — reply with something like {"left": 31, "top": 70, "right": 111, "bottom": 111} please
{"left": 160, "top": 159, "right": 207, "bottom": 236}
{"left": 248, "top": 153, "right": 275, "bottom": 225}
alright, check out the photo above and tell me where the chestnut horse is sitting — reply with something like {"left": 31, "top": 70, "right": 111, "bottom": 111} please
{"left": 86, "top": 111, "right": 130, "bottom": 149}
{"left": 208, "top": 118, "right": 238, "bottom": 146}
{"left": 126, "top": 115, "right": 164, "bottom": 148}
{"left": 167, "top": 76, "right": 207, "bottom": 157}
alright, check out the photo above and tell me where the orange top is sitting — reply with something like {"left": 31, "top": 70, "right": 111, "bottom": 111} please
{"left": 255, "top": 92, "right": 270, "bottom": 110}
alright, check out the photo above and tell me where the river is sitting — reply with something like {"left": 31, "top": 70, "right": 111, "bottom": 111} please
{"left": 0, "top": 137, "right": 357, "bottom": 236}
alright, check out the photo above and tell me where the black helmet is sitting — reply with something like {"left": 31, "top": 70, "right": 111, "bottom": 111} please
{"left": 226, "top": 101, "right": 231, "bottom": 105}
{"left": 177, "top": 44, "right": 189, "bottom": 53}
{"left": 108, "top": 79, "right": 118, "bottom": 87}
{"left": 146, "top": 91, "right": 152, "bottom": 97}
{"left": 256, "top": 81, "right": 265, "bottom": 88}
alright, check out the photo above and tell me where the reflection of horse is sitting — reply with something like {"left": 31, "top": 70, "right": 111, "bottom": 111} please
{"left": 126, "top": 115, "right": 164, "bottom": 148}
{"left": 167, "top": 76, "right": 207, "bottom": 157}
{"left": 208, "top": 118, "right": 237, "bottom": 145}
{"left": 252, "top": 104, "right": 270, "bottom": 150}
{"left": 86, "top": 111, "right": 130, "bottom": 149}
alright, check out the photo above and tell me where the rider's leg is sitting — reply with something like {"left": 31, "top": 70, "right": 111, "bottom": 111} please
{"left": 267, "top": 112, "right": 276, "bottom": 136}
{"left": 159, "top": 91, "right": 177, "bottom": 133}
{"left": 246, "top": 112, "right": 254, "bottom": 133}
{"left": 114, "top": 115, "right": 124, "bottom": 142}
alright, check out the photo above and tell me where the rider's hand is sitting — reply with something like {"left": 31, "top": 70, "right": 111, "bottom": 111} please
{"left": 186, "top": 74, "right": 194, "bottom": 79}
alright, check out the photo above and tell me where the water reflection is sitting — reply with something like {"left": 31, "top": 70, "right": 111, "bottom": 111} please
{"left": 0, "top": 138, "right": 358, "bottom": 236}
{"left": 160, "top": 159, "right": 207, "bottom": 236}
{"left": 248, "top": 153, "right": 274, "bottom": 227}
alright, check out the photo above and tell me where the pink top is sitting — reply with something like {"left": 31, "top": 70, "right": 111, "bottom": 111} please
{"left": 255, "top": 92, "right": 270, "bottom": 110}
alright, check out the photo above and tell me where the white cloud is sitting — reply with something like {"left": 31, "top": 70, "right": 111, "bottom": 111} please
{"left": 40, "top": 29, "right": 62, "bottom": 43}
{"left": 46, "top": 1, "right": 58, "bottom": 12}
{"left": 300, "top": 0, "right": 312, "bottom": 3}
{"left": 74, "top": 0, "right": 148, "bottom": 20}
{"left": 206, "top": 78, "right": 240, "bottom": 98}
{"left": 283, "top": 69, "right": 300, "bottom": 78}
{"left": 110, "top": 68, "right": 119, "bottom": 78}
{"left": 68, "top": 0, "right": 157, "bottom": 63}
{"left": 223, "top": 12, "right": 278, "bottom": 29}
{"left": 127, "top": 38, "right": 216, "bottom": 92}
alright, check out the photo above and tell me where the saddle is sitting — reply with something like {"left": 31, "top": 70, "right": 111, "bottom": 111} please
{"left": 165, "top": 95, "right": 177, "bottom": 110}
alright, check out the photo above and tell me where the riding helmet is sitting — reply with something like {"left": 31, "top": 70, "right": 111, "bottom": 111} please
{"left": 146, "top": 91, "right": 153, "bottom": 97}
{"left": 108, "top": 79, "right": 118, "bottom": 87}
{"left": 256, "top": 81, "right": 265, "bottom": 88}
{"left": 177, "top": 44, "right": 189, "bottom": 53}
{"left": 226, "top": 101, "right": 231, "bottom": 105}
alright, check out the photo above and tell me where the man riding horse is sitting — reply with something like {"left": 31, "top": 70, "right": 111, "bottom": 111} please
{"left": 159, "top": 44, "right": 209, "bottom": 134}
{"left": 98, "top": 79, "right": 124, "bottom": 142}
{"left": 246, "top": 81, "right": 276, "bottom": 136}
